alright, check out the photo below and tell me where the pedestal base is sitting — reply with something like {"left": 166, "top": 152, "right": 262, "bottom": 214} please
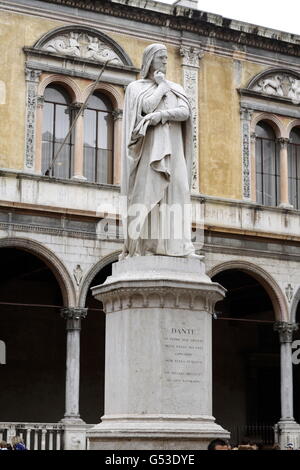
{"left": 88, "top": 256, "right": 228, "bottom": 450}
{"left": 275, "top": 419, "right": 300, "bottom": 450}
{"left": 88, "top": 415, "right": 229, "bottom": 450}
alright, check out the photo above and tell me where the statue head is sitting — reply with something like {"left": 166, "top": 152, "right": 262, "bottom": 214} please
{"left": 141, "top": 43, "right": 167, "bottom": 79}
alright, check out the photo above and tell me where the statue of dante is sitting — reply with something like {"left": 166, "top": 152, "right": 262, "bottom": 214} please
{"left": 121, "top": 43, "right": 195, "bottom": 258}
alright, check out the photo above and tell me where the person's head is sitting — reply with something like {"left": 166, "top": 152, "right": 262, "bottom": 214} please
{"left": 0, "top": 440, "right": 7, "bottom": 449}
{"left": 141, "top": 44, "right": 168, "bottom": 79}
{"left": 11, "top": 436, "right": 24, "bottom": 446}
{"left": 207, "top": 438, "right": 230, "bottom": 450}
{"left": 285, "top": 442, "right": 294, "bottom": 450}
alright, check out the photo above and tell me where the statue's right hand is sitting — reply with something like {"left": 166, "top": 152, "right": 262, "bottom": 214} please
{"left": 154, "top": 70, "right": 165, "bottom": 85}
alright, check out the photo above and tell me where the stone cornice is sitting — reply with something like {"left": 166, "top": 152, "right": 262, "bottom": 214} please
{"left": 38, "top": 0, "right": 300, "bottom": 57}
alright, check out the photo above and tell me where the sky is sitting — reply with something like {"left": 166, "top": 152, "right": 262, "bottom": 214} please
{"left": 159, "top": 0, "right": 300, "bottom": 36}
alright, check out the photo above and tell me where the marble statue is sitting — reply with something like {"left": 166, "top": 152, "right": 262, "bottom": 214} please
{"left": 121, "top": 43, "right": 196, "bottom": 258}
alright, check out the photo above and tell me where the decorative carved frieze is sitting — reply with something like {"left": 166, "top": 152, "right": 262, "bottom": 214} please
{"left": 250, "top": 72, "right": 300, "bottom": 104}
{"left": 42, "top": 32, "right": 122, "bottom": 64}
{"left": 240, "top": 107, "right": 253, "bottom": 200}
{"left": 24, "top": 69, "right": 42, "bottom": 170}
{"left": 179, "top": 45, "right": 203, "bottom": 193}
{"left": 98, "top": 285, "right": 220, "bottom": 315}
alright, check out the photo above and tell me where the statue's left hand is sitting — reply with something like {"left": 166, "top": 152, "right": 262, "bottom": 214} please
{"left": 144, "top": 112, "right": 161, "bottom": 126}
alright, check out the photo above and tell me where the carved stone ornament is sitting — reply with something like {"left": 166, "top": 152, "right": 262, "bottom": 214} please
{"left": 250, "top": 71, "right": 300, "bottom": 104}
{"left": 73, "top": 264, "right": 83, "bottom": 287}
{"left": 274, "top": 321, "right": 298, "bottom": 343}
{"left": 285, "top": 283, "right": 294, "bottom": 303}
{"left": 42, "top": 32, "right": 122, "bottom": 64}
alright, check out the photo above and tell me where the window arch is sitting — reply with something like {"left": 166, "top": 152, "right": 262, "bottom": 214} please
{"left": 288, "top": 127, "right": 300, "bottom": 209}
{"left": 42, "top": 85, "right": 74, "bottom": 179}
{"left": 255, "top": 121, "right": 280, "bottom": 206}
{"left": 83, "top": 92, "right": 113, "bottom": 184}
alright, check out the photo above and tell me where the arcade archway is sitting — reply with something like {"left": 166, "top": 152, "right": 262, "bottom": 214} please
{"left": 211, "top": 268, "right": 281, "bottom": 445}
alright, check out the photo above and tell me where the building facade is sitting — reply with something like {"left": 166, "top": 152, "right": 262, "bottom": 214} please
{"left": 0, "top": 0, "right": 300, "bottom": 449}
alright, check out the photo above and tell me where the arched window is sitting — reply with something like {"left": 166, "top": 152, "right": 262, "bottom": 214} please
{"left": 42, "top": 85, "right": 73, "bottom": 178}
{"left": 255, "top": 121, "right": 280, "bottom": 206}
{"left": 288, "top": 127, "right": 300, "bottom": 209}
{"left": 83, "top": 93, "right": 113, "bottom": 184}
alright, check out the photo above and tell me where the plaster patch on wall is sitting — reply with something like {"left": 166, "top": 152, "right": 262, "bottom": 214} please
{"left": 0, "top": 81, "right": 6, "bottom": 104}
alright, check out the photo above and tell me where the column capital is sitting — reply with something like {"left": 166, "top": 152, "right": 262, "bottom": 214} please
{"left": 179, "top": 45, "right": 204, "bottom": 68}
{"left": 240, "top": 106, "right": 254, "bottom": 121}
{"left": 112, "top": 109, "right": 123, "bottom": 121}
{"left": 25, "top": 68, "right": 42, "bottom": 83}
{"left": 36, "top": 96, "right": 44, "bottom": 109}
{"left": 61, "top": 307, "right": 88, "bottom": 330}
{"left": 277, "top": 137, "right": 290, "bottom": 148}
{"left": 274, "top": 321, "right": 298, "bottom": 343}
{"left": 250, "top": 132, "right": 257, "bottom": 143}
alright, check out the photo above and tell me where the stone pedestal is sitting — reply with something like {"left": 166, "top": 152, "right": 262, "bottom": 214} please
{"left": 87, "top": 256, "right": 229, "bottom": 450}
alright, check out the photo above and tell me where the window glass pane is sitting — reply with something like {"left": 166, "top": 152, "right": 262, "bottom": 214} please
{"left": 55, "top": 104, "right": 70, "bottom": 143}
{"left": 41, "top": 142, "right": 53, "bottom": 175}
{"left": 53, "top": 142, "right": 71, "bottom": 179}
{"left": 255, "top": 121, "right": 278, "bottom": 206}
{"left": 87, "top": 93, "right": 112, "bottom": 111}
{"left": 84, "top": 109, "right": 96, "bottom": 147}
{"left": 97, "top": 149, "right": 113, "bottom": 184}
{"left": 97, "top": 112, "right": 112, "bottom": 149}
{"left": 42, "top": 102, "right": 54, "bottom": 142}
{"left": 290, "top": 127, "right": 300, "bottom": 144}
{"left": 256, "top": 122, "right": 275, "bottom": 139}
{"left": 44, "top": 86, "right": 69, "bottom": 104}
{"left": 84, "top": 147, "right": 96, "bottom": 183}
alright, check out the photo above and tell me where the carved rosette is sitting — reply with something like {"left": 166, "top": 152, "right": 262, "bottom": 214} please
{"left": 179, "top": 45, "right": 203, "bottom": 193}
{"left": 274, "top": 321, "right": 298, "bottom": 343}
{"left": 24, "top": 68, "right": 42, "bottom": 170}
{"left": 240, "top": 106, "right": 253, "bottom": 200}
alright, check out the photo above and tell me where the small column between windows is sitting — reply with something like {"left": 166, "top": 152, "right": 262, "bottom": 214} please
{"left": 35, "top": 96, "right": 44, "bottom": 174}
{"left": 278, "top": 138, "right": 293, "bottom": 209}
{"left": 71, "top": 103, "right": 87, "bottom": 181}
{"left": 112, "top": 109, "right": 123, "bottom": 185}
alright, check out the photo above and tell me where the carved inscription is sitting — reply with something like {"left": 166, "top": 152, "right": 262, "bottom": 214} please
{"left": 163, "top": 326, "right": 203, "bottom": 384}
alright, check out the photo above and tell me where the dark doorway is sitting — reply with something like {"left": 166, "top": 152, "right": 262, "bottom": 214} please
{"left": 80, "top": 262, "right": 113, "bottom": 424}
{"left": 0, "top": 248, "right": 65, "bottom": 422}
{"left": 212, "top": 269, "right": 280, "bottom": 445}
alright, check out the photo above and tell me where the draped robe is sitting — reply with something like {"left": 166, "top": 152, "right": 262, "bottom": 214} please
{"left": 121, "top": 78, "right": 195, "bottom": 258}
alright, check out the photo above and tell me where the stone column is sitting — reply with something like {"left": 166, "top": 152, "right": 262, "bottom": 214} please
{"left": 87, "top": 256, "right": 229, "bottom": 450}
{"left": 24, "top": 68, "right": 42, "bottom": 172}
{"left": 180, "top": 45, "right": 203, "bottom": 193}
{"left": 278, "top": 138, "right": 292, "bottom": 208}
{"left": 240, "top": 106, "right": 253, "bottom": 201}
{"left": 250, "top": 132, "right": 257, "bottom": 202}
{"left": 274, "top": 321, "right": 300, "bottom": 449}
{"left": 71, "top": 104, "right": 86, "bottom": 181}
{"left": 60, "top": 307, "right": 88, "bottom": 450}
{"left": 112, "top": 109, "right": 123, "bottom": 185}
{"left": 35, "top": 96, "right": 44, "bottom": 174}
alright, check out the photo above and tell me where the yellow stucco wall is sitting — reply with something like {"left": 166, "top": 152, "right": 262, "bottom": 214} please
{"left": 0, "top": 8, "right": 281, "bottom": 201}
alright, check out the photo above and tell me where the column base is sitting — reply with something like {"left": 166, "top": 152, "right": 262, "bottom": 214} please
{"left": 72, "top": 175, "right": 87, "bottom": 181}
{"left": 279, "top": 202, "right": 293, "bottom": 209}
{"left": 60, "top": 417, "right": 88, "bottom": 450}
{"left": 87, "top": 415, "right": 230, "bottom": 450}
{"left": 274, "top": 419, "right": 300, "bottom": 450}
